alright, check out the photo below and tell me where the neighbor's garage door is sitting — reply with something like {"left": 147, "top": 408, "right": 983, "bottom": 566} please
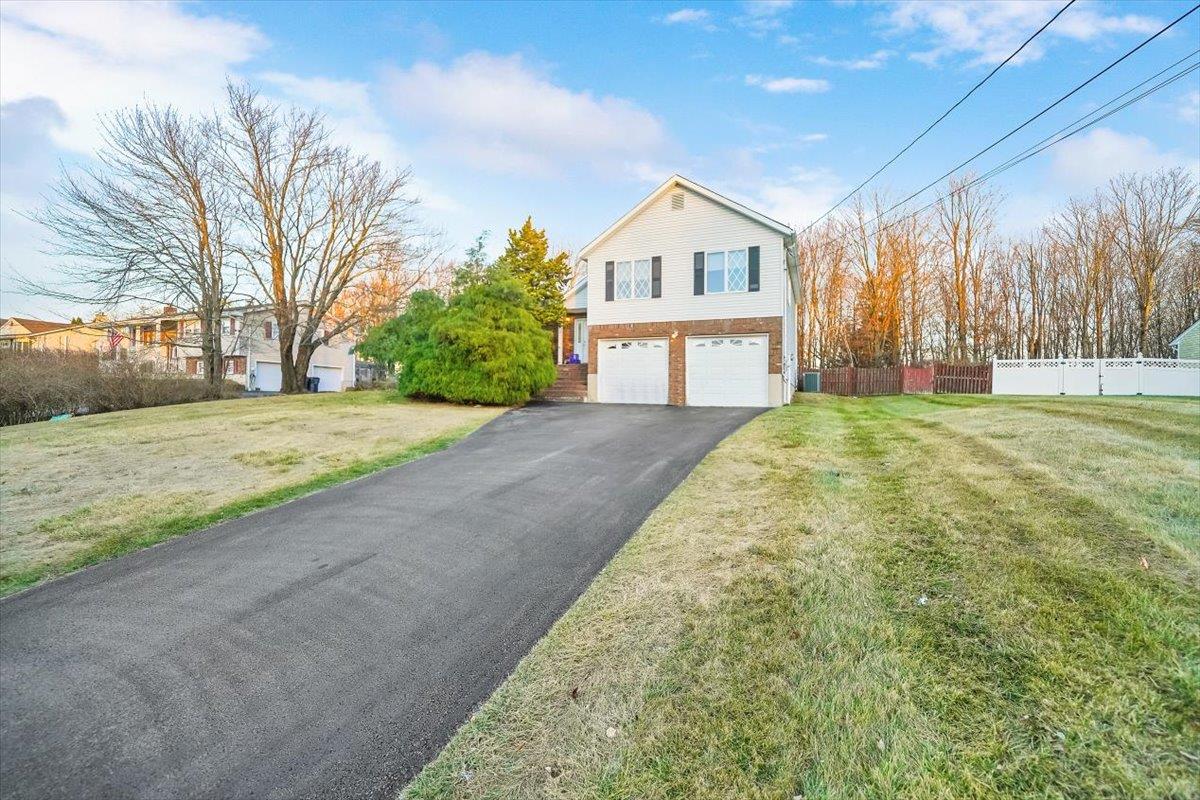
{"left": 255, "top": 360, "right": 282, "bottom": 392}
{"left": 686, "top": 335, "right": 769, "bottom": 407}
{"left": 309, "top": 365, "right": 343, "bottom": 392}
{"left": 597, "top": 338, "right": 669, "bottom": 404}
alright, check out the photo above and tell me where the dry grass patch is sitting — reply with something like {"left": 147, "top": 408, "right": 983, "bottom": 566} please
{"left": 0, "top": 392, "right": 501, "bottom": 593}
{"left": 405, "top": 394, "right": 1199, "bottom": 800}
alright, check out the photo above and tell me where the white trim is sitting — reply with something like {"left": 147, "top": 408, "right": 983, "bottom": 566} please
{"left": 578, "top": 174, "right": 793, "bottom": 261}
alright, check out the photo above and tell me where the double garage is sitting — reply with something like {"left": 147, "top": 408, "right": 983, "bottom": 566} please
{"left": 252, "top": 361, "right": 344, "bottom": 392}
{"left": 597, "top": 334, "right": 770, "bottom": 407}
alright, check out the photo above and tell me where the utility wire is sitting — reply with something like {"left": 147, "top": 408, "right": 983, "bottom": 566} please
{"left": 798, "top": 0, "right": 1078, "bottom": 234}
{"left": 852, "top": 3, "right": 1200, "bottom": 234}
{"left": 812, "top": 57, "right": 1199, "bottom": 249}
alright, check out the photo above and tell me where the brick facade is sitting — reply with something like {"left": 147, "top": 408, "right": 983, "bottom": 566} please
{"left": 587, "top": 316, "right": 783, "bottom": 405}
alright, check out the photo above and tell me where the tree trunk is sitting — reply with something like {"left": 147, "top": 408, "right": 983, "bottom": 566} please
{"left": 278, "top": 332, "right": 304, "bottom": 393}
{"left": 201, "top": 313, "right": 224, "bottom": 398}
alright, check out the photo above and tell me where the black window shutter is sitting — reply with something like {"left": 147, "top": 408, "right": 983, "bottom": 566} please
{"left": 651, "top": 256, "right": 662, "bottom": 298}
{"left": 693, "top": 252, "right": 705, "bottom": 295}
{"left": 748, "top": 246, "right": 760, "bottom": 292}
{"left": 605, "top": 261, "right": 615, "bottom": 301}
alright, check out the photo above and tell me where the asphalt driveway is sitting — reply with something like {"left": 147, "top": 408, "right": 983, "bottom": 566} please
{"left": 0, "top": 402, "right": 761, "bottom": 800}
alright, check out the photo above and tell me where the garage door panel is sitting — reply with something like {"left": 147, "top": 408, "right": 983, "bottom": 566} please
{"left": 598, "top": 339, "right": 668, "bottom": 404}
{"left": 255, "top": 361, "right": 282, "bottom": 392}
{"left": 309, "top": 365, "right": 342, "bottom": 392}
{"left": 686, "top": 335, "right": 768, "bottom": 407}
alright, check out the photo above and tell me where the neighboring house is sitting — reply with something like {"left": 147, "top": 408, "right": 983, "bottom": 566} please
{"left": 0, "top": 317, "right": 105, "bottom": 353}
{"left": 97, "top": 304, "right": 356, "bottom": 392}
{"left": 1169, "top": 319, "right": 1200, "bottom": 360}
{"left": 569, "top": 174, "right": 798, "bottom": 407}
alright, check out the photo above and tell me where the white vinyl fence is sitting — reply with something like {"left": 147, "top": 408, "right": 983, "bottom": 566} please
{"left": 993, "top": 358, "right": 1200, "bottom": 397}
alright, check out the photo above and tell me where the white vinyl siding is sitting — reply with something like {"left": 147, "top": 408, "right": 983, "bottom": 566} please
{"left": 588, "top": 187, "right": 786, "bottom": 325}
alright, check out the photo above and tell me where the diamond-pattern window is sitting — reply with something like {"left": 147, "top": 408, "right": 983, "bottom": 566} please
{"left": 633, "top": 259, "right": 652, "bottom": 298}
{"left": 615, "top": 261, "right": 632, "bottom": 300}
{"left": 727, "top": 249, "right": 748, "bottom": 292}
{"left": 705, "top": 249, "right": 749, "bottom": 293}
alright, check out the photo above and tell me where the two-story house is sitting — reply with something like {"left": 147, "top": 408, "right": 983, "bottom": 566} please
{"left": 568, "top": 175, "right": 798, "bottom": 407}
{"left": 97, "top": 304, "right": 356, "bottom": 392}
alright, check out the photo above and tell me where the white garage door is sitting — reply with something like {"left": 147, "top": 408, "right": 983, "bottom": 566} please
{"left": 686, "top": 335, "right": 769, "bottom": 407}
{"left": 309, "top": 365, "right": 343, "bottom": 392}
{"left": 255, "top": 360, "right": 282, "bottom": 392}
{"left": 598, "top": 338, "right": 668, "bottom": 404}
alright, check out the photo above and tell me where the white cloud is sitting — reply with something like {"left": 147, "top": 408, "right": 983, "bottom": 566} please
{"left": 0, "top": 0, "right": 266, "bottom": 153}
{"left": 382, "top": 52, "right": 668, "bottom": 179}
{"left": 661, "top": 8, "right": 716, "bottom": 31}
{"left": 1050, "top": 128, "right": 1200, "bottom": 188}
{"left": 256, "top": 71, "right": 457, "bottom": 212}
{"left": 888, "top": 0, "right": 1161, "bottom": 67}
{"left": 751, "top": 167, "right": 848, "bottom": 228}
{"left": 745, "top": 74, "right": 830, "bottom": 94}
{"left": 1179, "top": 90, "right": 1200, "bottom": 124}
{"left": 810, "top": 49, "right": 892, "bottom": 70}
{"left": 744, "top": 0, "right": 794, "bottom": 17}
{"left": 735, "top": 0, "right": 794, "bottom": 35}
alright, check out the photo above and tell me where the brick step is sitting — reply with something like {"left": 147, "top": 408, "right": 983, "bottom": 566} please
{"left": 539, "top": 362, "right": 589, "bottom": 400}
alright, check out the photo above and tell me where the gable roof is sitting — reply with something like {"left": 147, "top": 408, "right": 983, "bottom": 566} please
{"left": 1169, "top": 318, "right": 1200, "bottom": 347}
{"left": 577, "top": 174, "right": 793, "bottom": 261}
{"left": 1, "top": 317, "right": 71, "bottom": 335}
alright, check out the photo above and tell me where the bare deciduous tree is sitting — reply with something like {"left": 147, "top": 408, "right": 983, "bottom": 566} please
{"left": 1107, "top": 168, "right": 1199, "bottom": 355}
{"left": 935, "top": 176, "right": 999, "bottom": 362}
{"left": 26, "top": 104, "right": 236, "bottom": 394}
{"left": 222, "top": 84, "right": 419, "bottom": 392}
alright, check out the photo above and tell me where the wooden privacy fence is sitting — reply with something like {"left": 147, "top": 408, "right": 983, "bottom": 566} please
{"left": 815, "top": 363, "right": 991, "bottom": 396}
{"left": 933, "top": 363, "right": 992, "bottom": 394}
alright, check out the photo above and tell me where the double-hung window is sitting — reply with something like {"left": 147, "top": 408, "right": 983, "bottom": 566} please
{"left": 706, "top": 248, "right": 748, "bottom": 294}
{"left": 614, "top": 258, "right": 652, "bottom": 300}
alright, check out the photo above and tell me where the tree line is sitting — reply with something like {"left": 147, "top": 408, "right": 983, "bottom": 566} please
{"left": 796, "top": 168, "right": 1199, "bottom": 367}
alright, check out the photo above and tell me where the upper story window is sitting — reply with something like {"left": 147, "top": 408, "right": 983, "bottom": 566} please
{"left": 706, "top": 249, "right": 748, "bottom": 294}
{"left": 263, "top": 320, "right": 278, "bottom": 340}
{"left": 615, "top": 259, "right": 652, "bottom": 300}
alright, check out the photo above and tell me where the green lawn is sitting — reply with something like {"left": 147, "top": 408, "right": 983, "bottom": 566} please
{"left": 0, "top": 392, "right": 502, "bottom": 596}
{"left": 404, "top": 394, "right": 1200, "bottom": 800}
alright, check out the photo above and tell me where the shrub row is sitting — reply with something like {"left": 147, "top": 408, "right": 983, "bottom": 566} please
{"left": 0, "top": 351, "right": 240, "bottom": 426}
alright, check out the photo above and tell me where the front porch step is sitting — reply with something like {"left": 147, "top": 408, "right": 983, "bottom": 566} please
{"left": 538, "top": 363, "right": 588, "bottom": 401}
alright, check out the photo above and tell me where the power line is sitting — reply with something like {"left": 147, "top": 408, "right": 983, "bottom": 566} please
{"left": 813, "top": 57, "right": 1199, "bottom": 249}
{"left": 856, "top": 3, "right": 1200, "bottom": 233}
{"left": 798, "top": 0, "right": 1078, "bottom": 234}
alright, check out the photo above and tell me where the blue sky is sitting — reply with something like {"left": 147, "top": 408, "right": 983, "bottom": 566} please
{"left": 2, "top": 0, "right": 1198, "bottom": 318}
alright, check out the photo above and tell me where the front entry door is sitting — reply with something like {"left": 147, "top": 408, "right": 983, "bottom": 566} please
{"left": 573, "top": 318, "right": 588, "bottom": 363}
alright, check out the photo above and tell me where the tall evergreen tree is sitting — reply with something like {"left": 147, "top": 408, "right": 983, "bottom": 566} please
{"left": 494, "top": 217, "right": 570, "bottom": 328}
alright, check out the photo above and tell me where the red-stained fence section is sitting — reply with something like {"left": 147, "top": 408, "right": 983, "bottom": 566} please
{"left": 933, "top": 363, "right": 992, "bottom": 394}
{"left": 817, "top": 363, "right": 990, "bottom": 396}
